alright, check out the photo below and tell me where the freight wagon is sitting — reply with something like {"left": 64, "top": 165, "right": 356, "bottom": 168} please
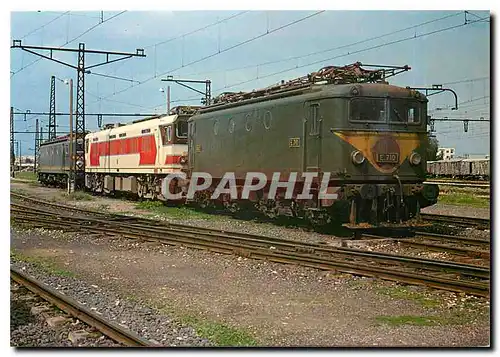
{"left": 427, "top": 159, "right": 490, "bottom": 180}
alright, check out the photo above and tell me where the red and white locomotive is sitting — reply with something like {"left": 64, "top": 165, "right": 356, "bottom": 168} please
{"left": 84, "top": 106, "right": 196, "bottom": 199}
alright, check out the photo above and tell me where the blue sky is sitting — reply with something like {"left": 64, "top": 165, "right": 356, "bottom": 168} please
{"left": 10, "top": 10, "right": 490, "bottom": 156}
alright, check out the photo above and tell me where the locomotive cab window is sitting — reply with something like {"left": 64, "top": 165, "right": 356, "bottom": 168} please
{"left": 85, "top": 139, "right": 89, "bottom": 153}
{"left": 389, "top": 100, "right": 421, "bottom": 124}
{"left": 349, "top": 98, "right": 387, "bottom": 122}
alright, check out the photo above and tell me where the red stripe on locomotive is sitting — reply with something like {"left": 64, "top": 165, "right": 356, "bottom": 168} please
{"left": 165, "top": 155, "right": 182, "bottom": 164}
{"left": 88, "top": 134, "right": 157, "bottom": 166}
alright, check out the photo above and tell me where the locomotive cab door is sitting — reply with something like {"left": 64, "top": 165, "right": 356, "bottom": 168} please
{"left": 303, "top": 102, "right": 322, "bottom": 173}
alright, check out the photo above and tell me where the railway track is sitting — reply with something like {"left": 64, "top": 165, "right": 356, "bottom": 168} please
{"left": 424, "top": 181, "right": 490, "bottom": 189}
{"left": 362, "top": 231, "right": 490, "bottom": 260}
{"left": 11, "top": 192, "right": 491, "bottom": 232}
{"left": 10, "top": 266, "right": 156, "bottom": 347}
{"left": 10, "top": 194, "right": 489, "bottom": 297}
{"left": 420, "top": 213, "right": 490, "bottom": 230}
{"left": 425, "top": 179, "right": 489, "bottom": 185}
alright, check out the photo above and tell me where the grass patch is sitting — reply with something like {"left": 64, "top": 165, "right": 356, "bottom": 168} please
{"left": 153, "top": 302, "right": 257, "bottom": 346}
{"left": 13, "top": 171, "right": 37, "bottom": 181}
{"left": 346, "top": 278, "right": 366, "bottom": 290}
{"left": 62, "top": 191, "right": 94, "bottom": 201}
{"left": 375, "top": 309, "right": 487, "bottom": 327}
{"left": 135, "top": 201, "right": 216, "bottom": 220}
{"left": 11, "top": 249, "right": 76, "bottom": 277}
{"left": 97, "top": 204, "right": 110, "bottom": 212}
{"left": 375, "top": 315, "right": 442, "bottom": 326}
{"left": 11, "top": 188, "right": 28, "bottom": 196}
{"left": 375, "top": 285, "right": 489, "bottom": 327}
{"left": 438, "top": 192, "right": 489, "bottom": 208}
{"left": 180, "top": 315, "right": 257, "bottom": 347}
{"left": 376, "top": 286, "right": 441, "bottom": 308}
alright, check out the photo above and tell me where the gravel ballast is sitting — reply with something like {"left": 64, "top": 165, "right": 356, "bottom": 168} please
{"left": 10, "top": 260, "right": 212, "bottom": 347}
{"left": 11, "top": 280, "right": 121, "bottom": 347}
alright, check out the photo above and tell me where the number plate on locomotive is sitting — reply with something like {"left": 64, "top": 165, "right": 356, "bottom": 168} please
{"left": 289, "top": 138, "right": 301, "bottom": 148}
{"left": 377, "top": 153, "right": 399, "bottom": 163}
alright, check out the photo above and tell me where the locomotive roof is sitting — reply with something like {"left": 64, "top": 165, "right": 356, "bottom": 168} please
{"left": 198, "top": 82, "right": 427, "bottom": 114}
{"left": 85, "top": 113, "right": 181, "bottom": 139}
{"left": 198, "top": 62, "right": 419, "bottom": 113}
{"left": 39, "top": 134, "right": 85, "bottom": 146}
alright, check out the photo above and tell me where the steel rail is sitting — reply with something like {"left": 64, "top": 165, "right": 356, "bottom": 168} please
{"left": 362, "top": 233, "right": 489, "bottom": 259}
{"left": 394, "top": 240, "right": 489, "bottom": 259}
{"left": 10, "top": 194, "right": 491, "bottom": 269}
{"left": 10, "top": 204, "right": 490, "bottom": 279}
{"left": 11, "top": 209, "right": 489, "bottom": 297}
{"left": 11, "top": 191, "right": 491, "bottom": 232}
{"left": 414, "top": 231, "right": 490, "bottom": 245}
{"left": 425, "top": 179, "right": 489, "bottom": 185}
{"left": 10, "top": 266, "right": 157, "bottom": 347}
{"left": 420, "top": 213, "right": 490, "bottom": 229}
{"left": 424, "top": 181, "right": 490, "bottom": 189}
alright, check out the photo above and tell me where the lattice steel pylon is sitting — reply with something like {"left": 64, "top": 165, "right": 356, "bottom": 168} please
{"left": 49, "top": 76, "right": 56, "bottom": 139}
{"left": 11, "top": 40, "right": 146, "bottom": 188}
{"left": 74, "top": 43, "right": 86, "bottom": 184}
{"left": 10, "top": 106, "right": 14, "bottom": 175}
{"left": 34, "top": 118, "right": 39, "bottom": 172}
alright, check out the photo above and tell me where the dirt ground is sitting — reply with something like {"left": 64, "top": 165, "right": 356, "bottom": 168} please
{"left": 10, "top": 226, "right": 490, "bottom": 347}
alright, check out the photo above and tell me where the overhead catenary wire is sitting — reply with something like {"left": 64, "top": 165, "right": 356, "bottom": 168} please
{"left": 40, "top": 11, "right": 102, "bottom": 19}
{"left": 142, "top": 13, "right": 490, "bottom": 111}
{"left": 90, "top": 10, "right": 325, "bottom": 106}
{"left": 212, "top": 15, "right": 490, "bottom": 94}
{"left": 11, "top": 11, "right": 128, "bottom": 77}
{"left": 143, "top": 11, "right": 249, "bottom": 49}
{"left": 439, "top": 76, "right": 489, "bottom": 86}
{"left": 175, "top": 11, "right": 465, "bottom": 79}
{"left": 96, "top": 11, "right": 253, "bottom": 80}
{"left": 17, "top": 11, "right": 70, "bottom": 40}
{"left": 429, "top": 95, "right": 490, "bottom": 112}
{"left": 88, "top": 71, "right": 140, "bottom": 83}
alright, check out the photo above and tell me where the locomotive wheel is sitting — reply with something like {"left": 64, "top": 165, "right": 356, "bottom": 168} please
{"left": 264, "top": 201, "right": 279, "bottom": 219}
{"left": 137, "top": 184, "right": 145, "bottom": 200}
{"left": 305, "top": 209, "right": 331, "bottom": 227}
{"left": 226, "top": 202, "right": 239, "bottom": 213}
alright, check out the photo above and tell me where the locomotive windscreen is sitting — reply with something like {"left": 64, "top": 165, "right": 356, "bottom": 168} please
{"left": 349, "top": 98, "right": 386, "bottom": 122}
{"left": 389, "top": 99, "right": 421, "bottom": 124}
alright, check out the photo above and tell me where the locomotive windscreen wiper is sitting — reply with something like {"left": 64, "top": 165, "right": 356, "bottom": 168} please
{"left": 392, "top": 108, "right": 404, "bottom": 122}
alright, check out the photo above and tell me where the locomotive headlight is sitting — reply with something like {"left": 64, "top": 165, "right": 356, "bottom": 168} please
{"left": 409, "top": 152, "right": 422, "bottom": 165}
{"left": 351, "top": 150, "right": 365, "bottom": 165}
